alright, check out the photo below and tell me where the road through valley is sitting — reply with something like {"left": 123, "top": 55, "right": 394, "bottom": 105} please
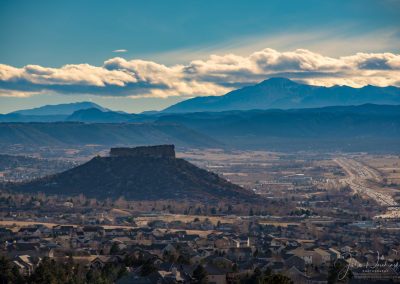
{"left": 334, "top": 158, "right": 399, "bottom": 215}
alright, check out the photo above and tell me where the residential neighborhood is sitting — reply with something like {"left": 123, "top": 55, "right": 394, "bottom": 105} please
{"left": 1, "top": 212, "right": 400, "bottom": 283}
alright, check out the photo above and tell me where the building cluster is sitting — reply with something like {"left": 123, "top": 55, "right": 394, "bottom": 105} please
{"left": 1, "top": 217, "right": 400, "bottom": 283}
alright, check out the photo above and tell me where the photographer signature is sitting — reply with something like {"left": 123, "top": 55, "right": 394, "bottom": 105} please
{"left": 335, "top": 251, "right": 400, "bottom": 280}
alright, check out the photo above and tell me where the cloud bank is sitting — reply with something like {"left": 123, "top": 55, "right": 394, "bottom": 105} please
{"left": 0, "top": 48, "right": 399, "bottom": 98}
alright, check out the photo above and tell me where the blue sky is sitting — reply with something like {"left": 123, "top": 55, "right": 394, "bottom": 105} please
{"left": 0, "top": 0, "right": 399, "bottom": 113}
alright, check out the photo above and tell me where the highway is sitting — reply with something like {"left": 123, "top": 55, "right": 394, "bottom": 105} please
{"left": 334, "top": 158, "right": 398, "bottom": 207}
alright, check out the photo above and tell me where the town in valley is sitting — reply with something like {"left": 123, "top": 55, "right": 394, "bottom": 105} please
{"left": 1, "top": 144, "right": 399, "bottom": 283}
{"left": 1, "top": 0, "right": 400, "bottom": 283}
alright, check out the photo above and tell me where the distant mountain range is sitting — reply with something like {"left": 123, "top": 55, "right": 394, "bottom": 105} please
{"left": 155, "top": 104, "right": 400, "bottom": 152}
{"left": 1, "top": 78, "right": 400, "bottom": 152}
{"left": 0, "top": 122, "right": 221, "bottom": 148}
{"left": 1, "top": 78, "right": 399, "bottom": 123}
{"left": 0, "top": 104, "right": 399, "bottom": 152}
{"left": 0, "top": 102, "right": 112, "bottom": 122}
{"left": 12, "top": 101, "right": 108, "bottom": 116}
{"left": 66, "top": 108, "right": 134, "bottom": 123}
{"left": 7, "top": 145, "right": 255, "bottom": 201}
{"left": 163, "top": 78, "right": 400, "bottom": 113}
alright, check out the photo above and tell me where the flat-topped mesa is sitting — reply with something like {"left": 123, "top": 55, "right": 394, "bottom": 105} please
{"left": 109, "top": 145, "right": 176, "bottom": 159}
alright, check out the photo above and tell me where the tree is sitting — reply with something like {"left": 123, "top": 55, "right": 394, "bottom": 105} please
{"left": 241, "top": 268, "right": 292, "bottom": 284}
{"left": 253, "top": 248, "right": 259, "bottom": 257}
{"left": 110, "top": 242, "right": 120, "bottom": 255}
{"left": 25, "top": 255, "right": 126, "bottom": 284}
{"left": 177, "top": 255, "right": 190, "bottom": 265}
{"left": 210, "top": 207, "right": 217, "bottom": 215}
{"left": 232, "top": 263, "right": 238, "bottom": 272}
{"left": 250, "top": 267, "right": 262, "bottom": 283}
{"left": 0, "top": 255, "right": 24, "bottom": 284}
{"left": 192, "top": 265, "right": 208, "bottom": 283}
{"left": 249, "top": 208, "right": 254, "bottom": 216}
{"left": 141, "top": 260, "right": 157, "bottom": 276}
{"left": 264, "top": 274, "right": 293, "bottom": 284}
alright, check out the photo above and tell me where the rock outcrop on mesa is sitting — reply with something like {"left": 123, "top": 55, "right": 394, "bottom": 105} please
{"left": 9, "top": 145, "right": 255, "bottom": 202}
{"left": 110, "top": 145, "right": 176, "bottom": 159}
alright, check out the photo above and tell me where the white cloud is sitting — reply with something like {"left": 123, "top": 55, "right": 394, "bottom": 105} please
{"left": 0, "top": 89, "right": 39, "bottom": 98}
{"left": 112, "top": 49, "right": 128, "bottom": 53}
{"left": 0, "top": 48, "right": 399, "bottom": 98}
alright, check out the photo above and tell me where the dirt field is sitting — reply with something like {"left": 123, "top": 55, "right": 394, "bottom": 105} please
{"left": 0, "top": 219, "right": 216, "bottom": 237}
{"left": 357, "top": 155, "right": 400, "bottom": 187}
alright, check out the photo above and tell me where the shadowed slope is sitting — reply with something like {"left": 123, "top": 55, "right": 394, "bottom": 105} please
{"left": 9, "top": 146, "right": 255, "bottom": 201}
